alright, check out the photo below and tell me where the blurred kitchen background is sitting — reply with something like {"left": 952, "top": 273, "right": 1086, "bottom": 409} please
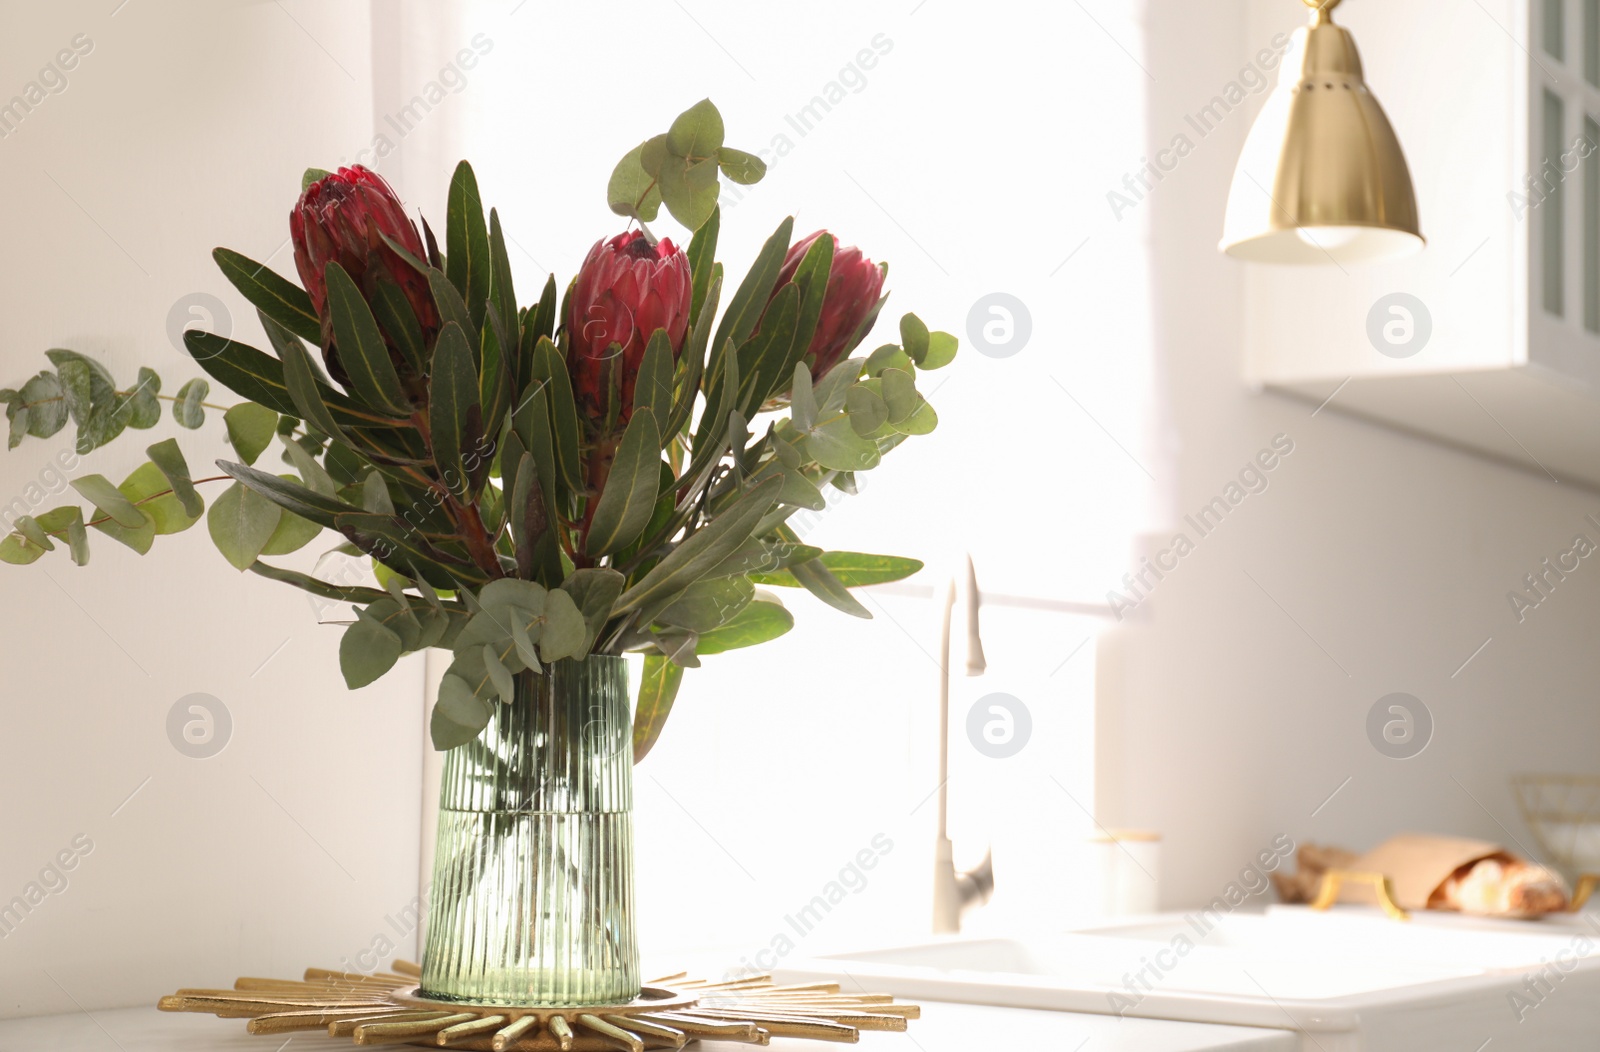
{"left": 4, "top": 0, "right": 1599, "bottom": 1018}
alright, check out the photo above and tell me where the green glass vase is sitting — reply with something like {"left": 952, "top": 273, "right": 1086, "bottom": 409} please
{"left": 420, "top": 655, "right": 639, "bottom": 1005}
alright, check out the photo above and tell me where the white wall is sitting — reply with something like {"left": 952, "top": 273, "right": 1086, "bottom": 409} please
{"left": 1098, "top": 0, "right": 1600, "bottom": 908}
{"left": 0, "top": 0, "right": 424, "bottom": 1017}
{"left": 379, "top": 0, "right": 1150, "bottom": 960}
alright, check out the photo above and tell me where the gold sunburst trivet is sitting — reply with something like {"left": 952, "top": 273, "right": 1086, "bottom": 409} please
{"left": 157, "top": 960, "right": 920, "bottom": 1050}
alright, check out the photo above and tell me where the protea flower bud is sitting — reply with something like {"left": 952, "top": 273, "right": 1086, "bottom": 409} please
{"left": 773, "top": 230, "right": 885, "bottom": 381}
{"left": 290, "top": 165, "right": 437, "bottom": 386}
{"left": 565, "top": 231, "right": 691, "bottom": 435}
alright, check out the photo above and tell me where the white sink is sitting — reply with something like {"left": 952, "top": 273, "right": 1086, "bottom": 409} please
{"left": 777, "top": 907, "right": 1600, "bottom": 1051}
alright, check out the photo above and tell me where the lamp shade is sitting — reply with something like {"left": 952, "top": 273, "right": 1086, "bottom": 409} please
{"left": 1221, "top": 0, "right": 1423, "bottom": 265}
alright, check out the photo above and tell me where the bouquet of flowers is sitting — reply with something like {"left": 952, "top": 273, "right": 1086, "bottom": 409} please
{"left": 0, "top": 100, "right": 956, "bottom": 759}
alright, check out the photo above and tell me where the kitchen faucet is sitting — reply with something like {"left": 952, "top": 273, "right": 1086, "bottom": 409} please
{"left": 932, "top": 555, "right": 996, "bottom": 933}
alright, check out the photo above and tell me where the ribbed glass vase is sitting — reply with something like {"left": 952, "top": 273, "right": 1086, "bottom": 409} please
{"left": 420, "top": 655, "right": 639, "bottom": 1005}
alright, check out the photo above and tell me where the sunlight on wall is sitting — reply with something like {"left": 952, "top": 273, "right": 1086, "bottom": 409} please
{"left": 391, "top": 0, "right": 1156, "bottom": 954}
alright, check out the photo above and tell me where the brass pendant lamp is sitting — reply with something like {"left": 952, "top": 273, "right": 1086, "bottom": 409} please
{"left": 1221, "top": 0, "right": 1424, "bottom": 265}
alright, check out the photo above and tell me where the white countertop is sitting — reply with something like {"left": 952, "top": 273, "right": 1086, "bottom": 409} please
{"left": 0, "top": 1001, "right": 1296, "bottom": 1052}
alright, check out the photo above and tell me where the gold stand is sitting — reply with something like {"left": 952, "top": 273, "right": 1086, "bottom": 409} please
{"left": 1569, "top": 873, "right": 1599, "bottom": 912}
{"left": 158, "top": 961, "right": 920, "bottom": 1050}
{"left": 1309, "top": 869, "right": 1410, "bottom": 921}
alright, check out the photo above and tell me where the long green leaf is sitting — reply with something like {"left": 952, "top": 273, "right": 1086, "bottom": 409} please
{"left": 428, "top": 322, "right": 479, "bottom": 496}
{"left": 488, "top": 208, "right": 518, "bottom": 348}
{"left": 445, "top": 161, "right": 491, "bottom": 324}
{"left": 278, "top": 334, "right": 348, "bottom": 438}
{"left": 697, "top": 598, "right": 795, "bottom": 655}
{"left": 750, "top": 550, "right": 925, "bottom": 588}
{"left": 334, "top": 512, "right": 490, "bottom": 589}
{"left": 712, "top": 216, "right": 793, "bottom": 365}
{"left": 532, "top": 337, "right": 583, "bottom": 493}
{"left": 369, "top": 281, "right": 426, "bottom": 376}
{"left": 217, "top": 459, "right": 363, "bottom": 529}
{"left": 738, "top": 283, "right": 800, "bottom": 416}
{"left": 614, "top": 476, "right": 781, "bottom": 615}
{"left": 584, "top": 409, "right": 662, "bottom": 557}
{"left": 212, "top": 248, "right": 320, "bottom": 344}
{"left": 686, "top": 206, "right": 720, "bottom": 328}
{"left": 185, "top": 331, "right": 397, "bottom": 432}
{"left": 326, "top": 263, "right": 411, "bottom": 415}
{"left": 790, "top": 556, "right": 871, "bottom": 618}
{"left": 634, "top": 330, "right": 675, "bottom": 420}
{"left": 632, "top": 653, "right": 685, "bottom": 763}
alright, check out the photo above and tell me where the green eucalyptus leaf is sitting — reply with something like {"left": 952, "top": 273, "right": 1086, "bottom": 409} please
{"left": 865, "top": 343, "right": 913, "bottom": 376}
{"left": 13, "top": 516, "right": 52, "bottom": 551}
{"left": 509, "top": 617, "right": 541, "bottom": 671}
{"left": 717, "top": 147, "right": 767, "bottom": 185}
{"left": 60, "top": 507, "right": 89, "bottom": 565}
{"left": 657, "top": 154, "right": 720, "bottom": 232}
{"left": 0, "top": 532, "right": 47, "bottom": 564}
{"left": 70, "top": 474, "right": 145, "bottom": 528}
{"left": 431, "top": 673, "right": 494, "bottom": 749}
{"left": 889, "top": 397, "right": 937, "bottom": 436}
{"left": 845, "top": 384, "right": 888, "bottom": 437}
{"left": 900, "top": 313, "right": 931, "bottom": 365}
{"left": 173, "top": 378, "right": 209, "bottom": 429}
{"left": 538, "top": 588, "right": 586, "bottom": 662}
{"left": 113, "top": 463, "right": 196, "bottom": 533}
{"left": 341, "top": 612, "right": 404, "bottom": 689}
{"left": 922, "top": 331, "right": 959, "bottom": 369}
{"left": 87, "top": 496, "right": 155, "bottom": 554}
{"left": 145, "top": 438, "right": 203, "bottom": 518}
{"left": 482, "top": 643, "right": 515, "bottom": 701}
{"left": 559, "top": 568, "right": 625, "bottom": 654}
{"left": 880, "top": 367, "right": 919, "bottom": 423}
{"left": 224, "top": 403, "right": 278, "bottom": 466}
{"left": 18, "top": 372, "right": 67, "bottom": 439}
{"left": 667, "top": 98, "right": 726, "bottom": 158}
{"left": 207, "top": 480, "right": 283, "bottom": 571}
{"left": 607, "top": 142, "right": 663, "bottom": 223}
{"left": 122, "top": 368, "right": 162, "bottom": 429}
{"left": 803, "top": 415, "right": 881, "bottom": 472}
